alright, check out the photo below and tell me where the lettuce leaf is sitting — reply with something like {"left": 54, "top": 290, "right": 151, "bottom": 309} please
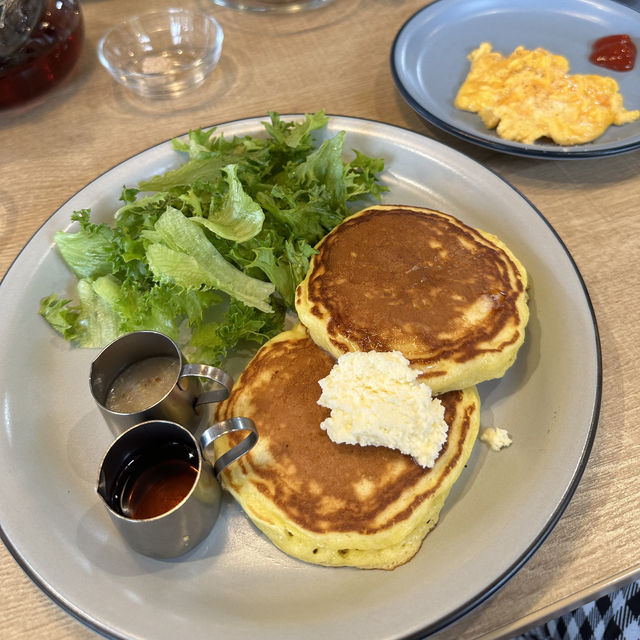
{"left": 53, "top": 210, "right": 115, "bottom": 280}
{"left": 192, "top": 164, "right": 264, "bottom": 242}
{"left": 187, "top": 297, "right": 285, "bottom": 366}
{"left": 144, "top": 207, "right": 274, "bottom": 313}
{"left": 40, "top": 111, "right": 387, "bottom": 366}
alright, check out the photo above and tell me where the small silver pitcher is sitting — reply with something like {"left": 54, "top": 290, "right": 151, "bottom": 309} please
{"left": 96, "top": 417, "right": 257, "bottom": 558}
{"left": 90, "top": 330, "right": 233, "bottom": 437}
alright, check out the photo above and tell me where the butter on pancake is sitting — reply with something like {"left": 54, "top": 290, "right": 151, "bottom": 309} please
{"left": 454, "top": 42, "right": 640, "bottom": 146}
{"left": 214, "top": 324, "right": 480, "bottom": 570}
{"left": 317, "top": 350, "right": 448, "bottom": 469}
{"left": 295, "top": 204, "right": 529, "bottom": 394}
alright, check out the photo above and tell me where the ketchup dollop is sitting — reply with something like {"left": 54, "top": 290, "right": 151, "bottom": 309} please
{"left": 589, "top": 34, "right": 636, "bottom": 71}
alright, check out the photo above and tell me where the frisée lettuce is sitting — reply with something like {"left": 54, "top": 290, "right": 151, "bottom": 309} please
{"left": 39, "top": 111, "right": 387, "bottom": 366}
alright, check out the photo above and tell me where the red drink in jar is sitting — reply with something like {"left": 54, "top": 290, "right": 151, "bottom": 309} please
{"left": 0, "top": 0, "right": 83, "bottom": 108}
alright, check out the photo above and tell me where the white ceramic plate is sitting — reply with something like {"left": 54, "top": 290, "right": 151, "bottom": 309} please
{"left": 0, "top": 116, "right": 600, "bottom": 639}
{"left": 391, "top": 0, "right": 640, "bottom": 158}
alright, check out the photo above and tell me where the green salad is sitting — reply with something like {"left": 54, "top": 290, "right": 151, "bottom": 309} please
{"left": 39, "top": 111, "right": 387, "bottom": 365}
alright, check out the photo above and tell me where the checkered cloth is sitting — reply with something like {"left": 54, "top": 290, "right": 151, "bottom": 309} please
{"left": 514, "top": 579, "right": 640, "bottom": 640}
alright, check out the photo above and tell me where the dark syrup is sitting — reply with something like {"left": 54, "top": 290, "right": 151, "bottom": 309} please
{"left": 110, "top": 442, "right": 198, "bottom": 520}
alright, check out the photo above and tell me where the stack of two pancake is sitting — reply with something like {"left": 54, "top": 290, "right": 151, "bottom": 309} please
{"left": 215, "top": 204, "right": 529, "bottom": 570}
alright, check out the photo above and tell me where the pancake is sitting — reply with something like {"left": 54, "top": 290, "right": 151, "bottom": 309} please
{"left": 214, "top": 323, "right": 480, "bottom": 570}
{"left": 295, "top": 204, "right": 529, "bottom": 394}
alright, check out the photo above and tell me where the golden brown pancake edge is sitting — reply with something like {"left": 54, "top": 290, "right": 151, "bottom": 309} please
{"left": 214, "top": 323, "right": 480, "bottom": 570}
{"left": 295, "top": 204, "right": 529, "bottom": 394}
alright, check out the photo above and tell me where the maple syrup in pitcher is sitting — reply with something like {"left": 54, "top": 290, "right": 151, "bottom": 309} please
{"left": 0, "top": 0, "right": 83, "bottom": 108}
{"left": 110, "top": 441, "right": 199, "bottom": 520}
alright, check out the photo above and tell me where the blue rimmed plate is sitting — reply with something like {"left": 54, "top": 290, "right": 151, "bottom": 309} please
{"left": 391, "top": 0, "right": 640, "bottom": 158}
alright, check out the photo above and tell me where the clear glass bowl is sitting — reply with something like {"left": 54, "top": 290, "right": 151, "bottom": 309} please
{"left": 97, "top": 8, "right": 224, "bottom": 98}
{"left": 210, "top": 0, "right": 333, "bottom": 12}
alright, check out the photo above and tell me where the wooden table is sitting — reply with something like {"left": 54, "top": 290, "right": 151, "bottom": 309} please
{"left": 2, "top": 0, "right": 639, "bottom": 638}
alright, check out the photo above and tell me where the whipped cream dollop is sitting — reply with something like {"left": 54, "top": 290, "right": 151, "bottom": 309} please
{"left": 317, "top": 351, "right": 448, "bottom": 468}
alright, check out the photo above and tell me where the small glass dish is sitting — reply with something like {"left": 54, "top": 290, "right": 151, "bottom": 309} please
{"left": 97, "top": 8, "right": 224, "bottom": 98}
{"left": 210, "top": 0, "right": 333, "bottom": 11}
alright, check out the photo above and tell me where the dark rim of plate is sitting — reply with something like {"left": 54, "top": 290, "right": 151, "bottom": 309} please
{"left": 389, "top": 0, "right": 640, "bottom": 159}
{"left": 0, "top": 113, "right": 603, "bottom": 640}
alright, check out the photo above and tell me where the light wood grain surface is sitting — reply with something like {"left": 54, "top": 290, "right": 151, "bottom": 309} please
{"left": 2, "top": 0, "right": 640, "bottom": 638}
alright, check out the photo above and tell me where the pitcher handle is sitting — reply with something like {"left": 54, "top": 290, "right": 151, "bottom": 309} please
{"left": 178, "top": 363, "right": 234, "bottom": 407}
{"left": 199, "top": 416, "right": 258, "bottom": 478}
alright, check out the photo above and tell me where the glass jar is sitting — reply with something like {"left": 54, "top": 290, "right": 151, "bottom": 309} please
{"left": 0, "top": 0, "right": 83, "bottom": 108}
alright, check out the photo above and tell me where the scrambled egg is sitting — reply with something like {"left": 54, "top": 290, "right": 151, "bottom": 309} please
{"left": 454, "top": 42, "right": 640, "bottom": 145}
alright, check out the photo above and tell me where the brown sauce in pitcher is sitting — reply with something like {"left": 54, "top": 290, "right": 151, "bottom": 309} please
{"left": 111, "top": 442, "right": 198, "bottom": 520}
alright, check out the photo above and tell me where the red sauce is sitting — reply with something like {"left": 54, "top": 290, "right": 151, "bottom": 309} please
{"left": 589, "top": 34, "right": 636, "bottom": 71}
